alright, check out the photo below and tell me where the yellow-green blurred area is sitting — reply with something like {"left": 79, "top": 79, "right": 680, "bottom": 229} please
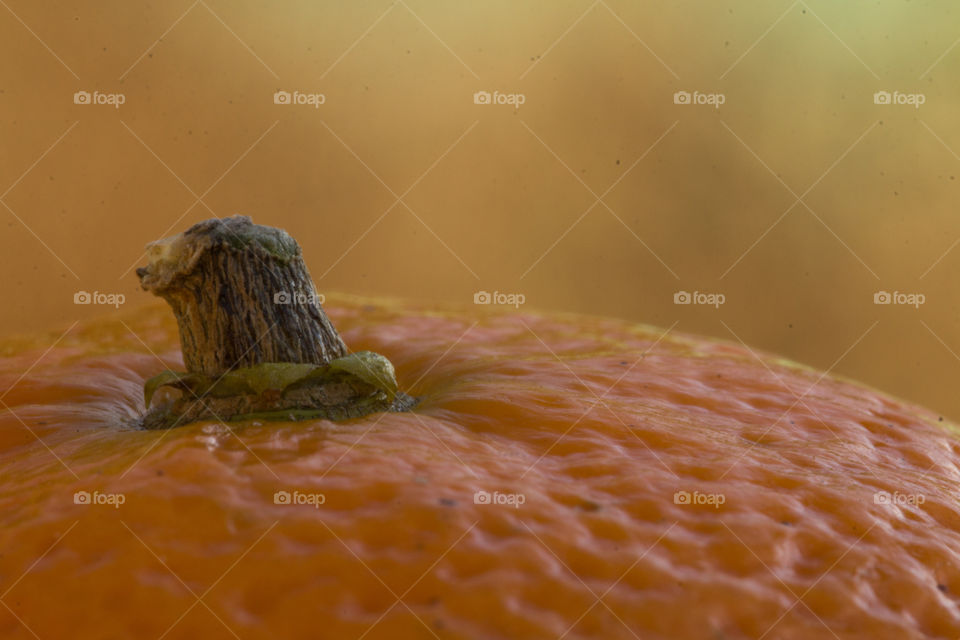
{"left": 1, "top": 1, "right": 959, "bottom": 418}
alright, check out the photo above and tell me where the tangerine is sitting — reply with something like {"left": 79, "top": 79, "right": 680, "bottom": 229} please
{"left": 0, "top": 296, "right": 957, "bottom": 639}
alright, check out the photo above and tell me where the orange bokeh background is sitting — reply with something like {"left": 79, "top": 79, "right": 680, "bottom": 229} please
{"left": 1, "top": 1, "right": 958, "bottom": 418}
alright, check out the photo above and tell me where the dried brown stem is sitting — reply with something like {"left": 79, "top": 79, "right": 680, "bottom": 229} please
{"left": 135, "top": 216, "right": 414, "bottom": 429}
{"left": 137, "top": 216, "right": 347, "bottom": 376}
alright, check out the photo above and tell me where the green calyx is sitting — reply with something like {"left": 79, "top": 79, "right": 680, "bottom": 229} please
{"left": 144, "top": 351, "right": 400, "bottom": 409}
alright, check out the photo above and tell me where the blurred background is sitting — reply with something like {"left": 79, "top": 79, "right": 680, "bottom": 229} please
{"left": 1, "top": 1, "right": 958, "bottom": 418}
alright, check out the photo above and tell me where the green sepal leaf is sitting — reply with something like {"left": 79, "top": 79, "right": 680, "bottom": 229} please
{"left": 227, "top": 362, "right": 320, "bottom": 395}
{"left": 328, "top": 351, "right": 398, "bottom": 400}
{"left": 143, "top": 351, "right": 400, "bottom": 408}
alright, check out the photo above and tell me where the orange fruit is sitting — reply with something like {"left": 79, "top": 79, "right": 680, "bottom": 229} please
{"left": 0, "top": 295, "right": 957, "bottom": 639}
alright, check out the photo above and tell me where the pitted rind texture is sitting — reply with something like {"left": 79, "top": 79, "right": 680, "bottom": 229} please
{"left": 1, "top": 297, "right": 959, "bottom": 639}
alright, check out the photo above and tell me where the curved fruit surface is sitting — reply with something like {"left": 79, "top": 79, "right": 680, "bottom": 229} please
{"left": 0, "top": 296, "right": 958, "bottom": 639}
